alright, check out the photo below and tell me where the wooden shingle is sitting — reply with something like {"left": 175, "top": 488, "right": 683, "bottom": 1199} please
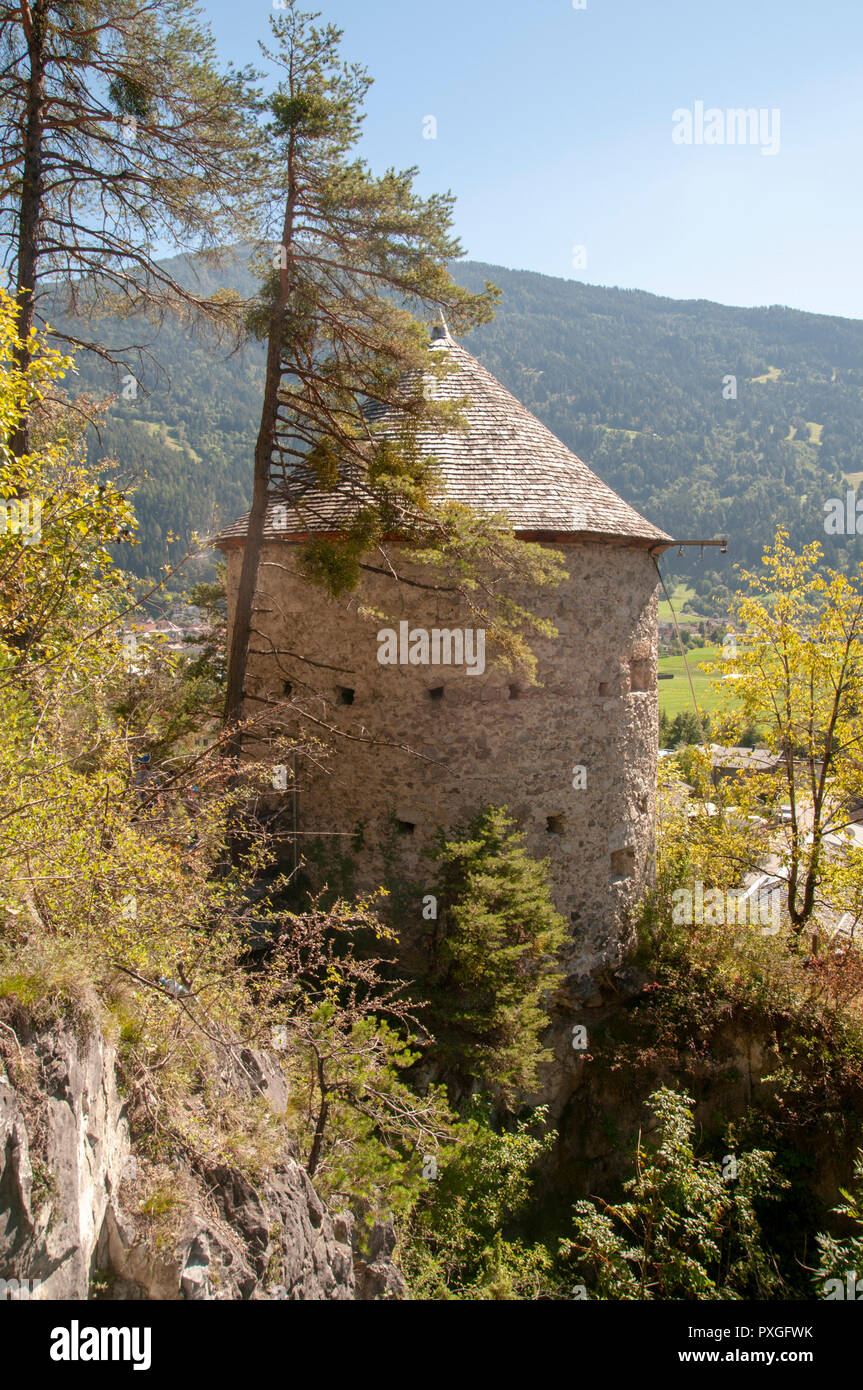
{"left": 215, "top": 332, "right": 670, "bottom": 548}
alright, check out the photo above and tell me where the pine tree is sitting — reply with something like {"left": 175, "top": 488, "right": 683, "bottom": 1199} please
{"left": 224, "top": 4, "right": 564, "bottom": 736}
{"left": 422, "top": 805, "right": 567, "bottom": 1104}
{"left": 0, "top": 0, "right": 257, "bottom": 453}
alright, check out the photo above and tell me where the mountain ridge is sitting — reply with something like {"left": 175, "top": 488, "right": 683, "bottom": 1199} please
{"left": 48, "top": 250, "right": 863, "bottom": 591}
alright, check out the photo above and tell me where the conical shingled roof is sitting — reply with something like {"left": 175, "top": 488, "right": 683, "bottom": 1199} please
{"left": 214, "top": 332, "right": 670, "bottom": 548}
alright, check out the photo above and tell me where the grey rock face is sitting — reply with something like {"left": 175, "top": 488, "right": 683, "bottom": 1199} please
{"left": 353, "top": 1218, "right": 409, "bottom": 1301}
{"left": 0, "top": 1012, "right": 129, "bottom": 1299}
{"left": 0, "top": 1012, "right": 398, "bottom": 1300}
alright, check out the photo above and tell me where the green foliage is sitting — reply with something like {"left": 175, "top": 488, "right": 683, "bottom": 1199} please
{"left": 815, "top": 1152, "right": 863, "bottom": 1296}
{"left": 669, "top": 531, "right": 863, "bottom": 938}
{"left": 400, "top": 1102, "right": 556, "bottom": 1300}
{"left": 0, "top": 301, "right": 455, "bottom": 1239}
{"left": 421, "top": 806, "right": 567, "bottom": 1103}
{"left": 286, "top": 1014, "right": 445, "bottom": 1224}
{"left": 585, "top": 744, "right": 863, "bottom": 1295}
{"left": 298, "top": 530, "right": 370, "bottom": 598}
{"left": 659, "top": 708, "right": 711, "bottom": 748}
{"left": 562, "top": 1087, "right": 784, "bottom": 1300}
{"left": 1, "top": 0, "right": 258, "bottom": 453}
{"left": 636, "top": 767, "right": 863, "bottom": 1135}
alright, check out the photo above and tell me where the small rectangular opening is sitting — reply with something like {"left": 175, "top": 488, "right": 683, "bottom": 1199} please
{"left": 509, "top": 684, "right": 521, "bottom": 700}
{"left": 396, "top": 820, "right": 415, "bottom": 836}
{"left": 547, "top": 814, "right": 567, "bottom": 835}
{"left": 598, "top": 682, "right": 609, "bottom": 696}
{"left": 428, "top": 685, "right": 444, "bottom": 701}
{"left": 282, "top": 679, "right": 293, "bottom": 696}
{"left": 629, "top": 659, "right": 652, "bottom": 693}
{"left": 610, "top": 848, "right": 635, "bottom": 881}
{"left": 336, "top": 686, "right": 355, "bottom": 706}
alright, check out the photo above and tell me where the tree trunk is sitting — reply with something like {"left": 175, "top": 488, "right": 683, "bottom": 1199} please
{"left": 11, "top": 0, "right": 47, "bottom": 458}
{"left": 306, "top": 1056, "right": 329, "bottom": 1178}
{"left": 222, "top": 152, "right": 297, "bottom": 748}
{"left": 222, "top": 328, "right": 285, "bottom": 738}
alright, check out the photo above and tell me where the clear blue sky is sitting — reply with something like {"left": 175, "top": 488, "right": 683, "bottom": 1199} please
{"left": 206, "top": 0, "right": 863, "bottom": 319}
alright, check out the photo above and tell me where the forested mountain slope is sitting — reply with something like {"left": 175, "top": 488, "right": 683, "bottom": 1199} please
{"left": 55, "top": 250, "right": 863, "bottom": 589}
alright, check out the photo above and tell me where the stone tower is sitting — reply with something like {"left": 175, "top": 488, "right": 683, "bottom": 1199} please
{"left": 217, "top": 327, "right": 671, "bottom": 985}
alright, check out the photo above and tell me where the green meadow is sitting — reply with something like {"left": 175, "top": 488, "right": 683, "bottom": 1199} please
{"left": 658, "top": 644, "right": 735, "bottom": 718}
{"left": 657, "top": 582, "right": 701, "bottom": 624}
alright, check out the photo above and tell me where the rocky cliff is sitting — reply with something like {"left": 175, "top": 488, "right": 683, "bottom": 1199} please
{"left": 0, "top": 1003, "right": 402, "bottom": 1300}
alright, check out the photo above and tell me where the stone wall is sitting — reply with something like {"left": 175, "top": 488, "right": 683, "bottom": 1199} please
{"left": 226, "top": 537, "right": 660, "bottom": 982}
